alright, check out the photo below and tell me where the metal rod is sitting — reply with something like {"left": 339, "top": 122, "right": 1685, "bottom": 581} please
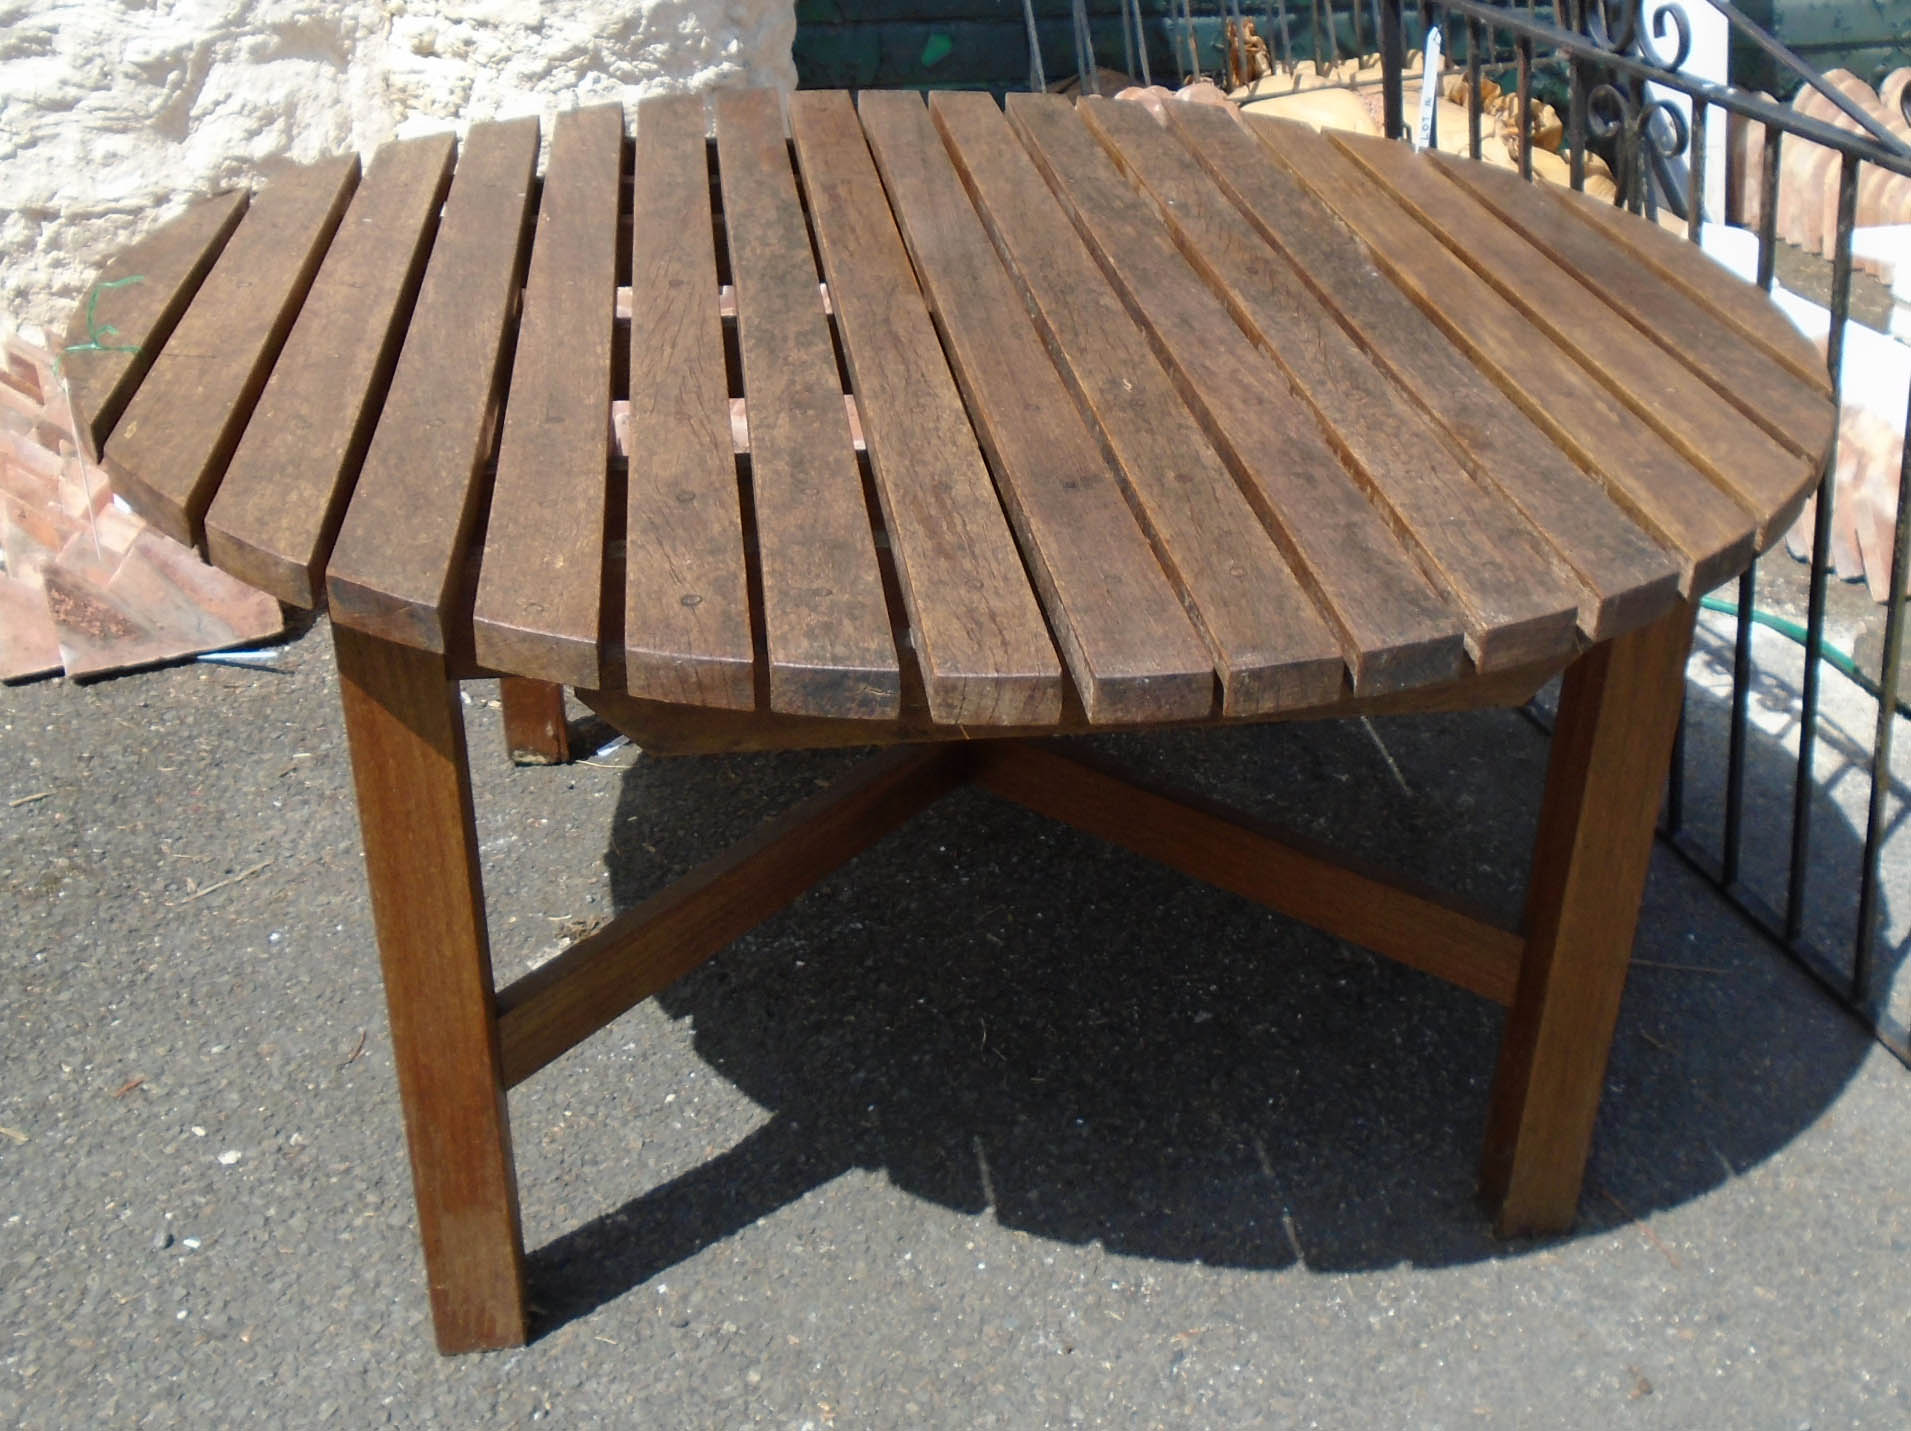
{"left": 1756, "top": 125, "right": 1780, "bottom": 291}
{"left": 1784, "top": 152, "right": 1861, "bottom": 944}
{"left": 1134, "top": 0, "right": 1155, "bottom": 86}
{"left": 1381, "top": 0, "right": 1404, "bottom": 138}
{"left": 1723, "top": 564, "right": 1756, "bottom": 884}
{"left": 1468, "top": 16, "right": 1484, "bottom": 160}
{"left": 1853, "top": 384, "right": 1911, "bottom": 1001}
{"left": 1022, "top": 0, "right": 1047, "bottom": 92}
{"left": 1687, "top": 97, "right": 1707, "bottom": 240}
{"left": 1701, "top": 0, "right": 1911, "bottom": 157}
{"left": 1568, "top": 55, "right": 1587, "bottom": 189}
{"left": 1517, "top": 35, "right": 1533, "bottom": 179}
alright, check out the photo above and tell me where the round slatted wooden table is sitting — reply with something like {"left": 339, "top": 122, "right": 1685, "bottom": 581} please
{"left": 65, "top": 88, "right": 1835, "bottom": 1353}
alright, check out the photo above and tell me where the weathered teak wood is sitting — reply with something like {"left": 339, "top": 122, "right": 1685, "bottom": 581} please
{"left": 715, "top": 88, "right": 902, "bottom": 719}
{"left": 857, "top": 89, "right": 1219, "bottom": 724}
{"left": 789, "top": 90, "right": 1066, "bottom": 727}
{"left": 103, "top": 157, "right": 360, "bottom": 547}
{"left": 970, "top": 742, "right": 1523, "bottom": 1002}
{"left": 499, "top": 676, "right": 571, "bottom": 765}
{"left": 1431, "top": 152, "right": 1835, "bottom": 465}
{"left": 325, "top": 118, "right": 540, "bottom": 654}
{"left": 926, "top": 91, "right": 1346, "bottom": 716}
{"left": 473, "top": 104, "right": 626, "bottom": 688}
{"left": 69, "top": 91, "right": 1847, "bottom": 1358}
{"left": 577, "top": 649, "right": 1572, "bottom": 755}
{"left": 1071, "top": 97, "right": 1580, "bottom": 673}
{"left": 1482, "top": 599, "right": 1698, "bottom": 1234}
{"left": 203, "top": 133, "right": 456, "bottom": 606}
{"left": 1551, "top": 176, "right": 1834, "bottom": 398}
{"left": 1247, "top": 115, "right": 1754, "bottom": 595}
{"left": 495, "top": 744, "right": 973, "bottom": 1086}
{"left": 1335, "top": 131, "right": 1816, "bottom": 548}
{"left": 59, "top": 188, "right": 249, "bottom": 461}
{"left": 622, "top": 94, "right": 756, "bottom": 712}
{"left": 333, "top": 624, "right": 527, "bottom": 1353}
{"left": 1159, "top": 103, "right": 1680, "bottom": 644}
{"left": 1002, "top": 93, "right": 1466, "bottom": 696}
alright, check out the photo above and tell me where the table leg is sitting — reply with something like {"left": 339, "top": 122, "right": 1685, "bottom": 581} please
{"left": 499, "top": 677, "right": 571, "bottom": 765}
{"left": 1480, "top": 599, "right": 1696, "bottom": 1236}
{"left": 334, "top": 623, "right": 529, "bottom": 1351}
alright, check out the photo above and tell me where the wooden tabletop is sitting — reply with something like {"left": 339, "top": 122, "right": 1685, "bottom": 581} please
{"left": 65, "top": 89, "right": 1834, "bottom": 732}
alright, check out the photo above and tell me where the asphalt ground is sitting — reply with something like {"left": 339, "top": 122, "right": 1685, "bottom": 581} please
{"left": 3, "top": 613, "right": 1908, "bottom": 1428}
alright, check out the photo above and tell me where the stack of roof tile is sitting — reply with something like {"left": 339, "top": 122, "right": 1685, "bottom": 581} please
{"left": 0, "top": 334, "right": 281, "bottom": 681}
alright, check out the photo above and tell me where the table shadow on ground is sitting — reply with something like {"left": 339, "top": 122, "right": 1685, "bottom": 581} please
{"left": 525, "top": 685, "right": 1880, "bottom": 1336}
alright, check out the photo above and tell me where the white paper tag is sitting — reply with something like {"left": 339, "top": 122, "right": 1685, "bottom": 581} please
{"left": 1414, "top": 27, "right": 1444, "bottom": 152}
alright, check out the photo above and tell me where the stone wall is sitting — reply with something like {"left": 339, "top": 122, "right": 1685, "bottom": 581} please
{"left": 1, "top": 0, "right": 796, "bottom": 339}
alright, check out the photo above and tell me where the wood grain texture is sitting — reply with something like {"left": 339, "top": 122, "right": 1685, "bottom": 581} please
{"left": 325, "top": 118, "right": 540, "bottom": 653}
{"left": 495, "top": 744, "right": 970, "bottom": 1085}
{"left": 928, "top": 91, "right": 1345, "bottom": 716}
{"left": 1481, "top": 599, "right": 1697, "bottom": 1235}
{"left": 577, "top": 649, "right": 1570, "bottom": 756}
{"left": 858, "top": 89, "right": 1216, "bottom": 724}
{"left": 1078, "top": 97, "right": 1579, "bottom": 673}
{"left": 499, "top": 676, "right": 571, "bottom": 765}
{"left": 1432, "top": 152, "right": 1836, "bottom": 467}
{"left": 1335, "top": 131, "right": 1816, "bottom": 548}
{"left": 1160, "top": 102, "right": 1678, "bottom": 644}
{"left": 970, "top": 742, "right": 1522, "bottom": 1003}
{"left": 790, "top": 89, "right": 1064, "bottom": 727}
{"left": 622, "top": 93, "right": 755, "bottom": 711}
{"left": 102, "top": 157, "right": 360, "bottom": 546}
{"left": 333, "top": 624, "right": 527, "bottom": 1352}
{"left": 1003, "top": 93, "right": 1464, "bottom": 695}
{"left": 1244, "top": 115, "right": 1753, "bottom": 597}
{"left": 1549, "top": 171, "right": 1833, "bottom": 397}
{"left": 202, "top": 134, "right": 456, "bottom": 607}
{"left": 473, "top": 104, "right": 626, "bottom": 688}
{"left": 59, "top": 188, "right": 249, "bottom": 462}
{"left": 716, "top": 88, "right": 901, "bottom": 719}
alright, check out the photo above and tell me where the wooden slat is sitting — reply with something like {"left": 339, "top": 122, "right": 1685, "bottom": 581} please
{"left": 1158, "top": 105, "right": 1678, "bottom": 644}
{"left": 495, "top": 744, "right": 971, "bottom": 1086}
{"left": 788, "top": 90, "right": 1065, "bottom": 727}
{"left": 60, "top": 189, "right": 249, "bottom": 461}
{"left": 1000, "top": 93, "right": 1464, "bottom": 695}
{"left": 101, "top": 157, "right": 360, "bottom": 546}
{"left": 925, "top": 91, "right": 1344, "bottom": 716}
{"left": 472, "top": 104, "right": 626, "bottom": 689}
{"left": 1432, "top": 152, "right": 1836, "bottom": 466}
{"left": 622, "top": 94, "right": 755, "bottom": 712}
{"left": 857, "top": 90, "right": 1217, "bottom": 723}
{"left": 202, "top": 134, "right": 456, "bottom": 607}
{"left": 969, "top": 742, "right": 1523, "bottom": 1004}
{"left": 715, "top": 88, "right": 901, "bottom": 719}
{"left": 1334, "top": 131, "right": 1816, "bottom": 548}
{"left": 577, "top": 648, "right": 1570, "bottom": 756}
{"left": 1075, "top": 97, "right": 1579, "bottom": 673}
{"left": 325, "top": 118, "right": 540, "bottom": 653}
{"left": 1553, "top": 176, "right": 1833, "bottom": 398}
{"left": 1240, "top": 115, "right": 1753, "bottom": 596}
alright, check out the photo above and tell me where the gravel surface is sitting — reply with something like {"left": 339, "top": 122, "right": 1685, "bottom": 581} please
{"left": 3, "top": 614, "right": 1908, "bottom": 1427}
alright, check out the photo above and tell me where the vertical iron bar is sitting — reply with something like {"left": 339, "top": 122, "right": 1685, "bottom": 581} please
{"left": 1135, "top": 0, "right": 1155, "bottom": 86}
{"left": 1723, "top": 564, "right": 1756, "bottom": 884}
{"left": 1352, "top": 0, "right": 1366, "bottom": 59}
{"left": 1023, "top": 0, "right": 1048, "bottom": 92}
{"left": 1468, "top": 17, "right": 1484, "bottom": 159}
{"left": 1517, "top": 35, "right": 1533, "bottom": 179}
{"left": 1853, "top": 383, "right": 1911, "bottom": 1001}
{"left": 1784, "top": 152, "right": 1860, "bottom": 943}
{"left": 1569, "top": 55, "right": 1587, "bottom": 189}
{"left": 1381, "top": 0, "right": 1404, "bottom": 138}
{"left": 1687, "top": 97, "right": 1707, "bottom": 241}
{"left": 1756, "top": 125, "right": 1781, "bottom": 292}
{"left": 1122, "top": 0, "right": 1137, "bottom": 84}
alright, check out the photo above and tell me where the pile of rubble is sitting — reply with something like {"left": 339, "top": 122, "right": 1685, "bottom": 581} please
{"left": 0, "top": 334, "right": 280, "bottom": 682}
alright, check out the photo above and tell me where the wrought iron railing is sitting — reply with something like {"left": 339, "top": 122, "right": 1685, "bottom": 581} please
{"left": 1386, "top": 0, "right": 1911, "bottom": 1061}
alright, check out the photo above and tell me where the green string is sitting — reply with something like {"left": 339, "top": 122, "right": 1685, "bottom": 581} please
{"left": 55, "top": 275, "right": 146, "bottom": 375}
